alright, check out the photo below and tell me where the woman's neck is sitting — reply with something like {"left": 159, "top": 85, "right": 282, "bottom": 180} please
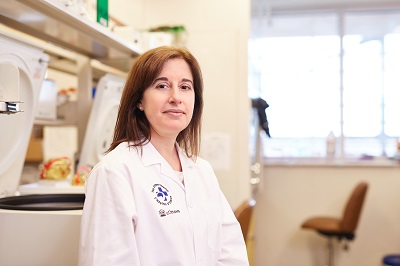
{"left": 150, "top": 136, "right": 182, "bottom": 172}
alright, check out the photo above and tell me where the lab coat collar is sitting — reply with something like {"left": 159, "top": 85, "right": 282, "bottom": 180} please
{"left": 140, "top": 140, "right": 196, "bottom": 179}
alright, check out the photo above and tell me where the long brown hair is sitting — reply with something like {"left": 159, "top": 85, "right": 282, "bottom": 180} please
{"left": 107, "top": 46, "right": 204, "bottom": 158}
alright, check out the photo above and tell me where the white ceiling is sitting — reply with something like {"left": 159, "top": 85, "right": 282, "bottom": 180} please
{"left": 252, "top": 0, "right": 400, "bottom": 14}
{"left": 250, "top": 0, "right": 400, "bottom": 38}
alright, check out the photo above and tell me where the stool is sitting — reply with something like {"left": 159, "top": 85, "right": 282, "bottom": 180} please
{"left": 301, "top": 182, "right": 368, "bottom": 266}
{"left": 234, "top": 199, "right": 255, "bottom": 243}
{"left": 383, "top": 255, "right": 400, "bottom": 266}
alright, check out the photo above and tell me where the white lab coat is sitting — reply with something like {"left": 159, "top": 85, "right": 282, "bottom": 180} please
{"left": 78, "top": 141, "right": 249, "bottom": 266}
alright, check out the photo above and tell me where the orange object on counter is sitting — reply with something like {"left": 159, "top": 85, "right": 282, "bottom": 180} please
{"left": 71, "top": 166, "right": 91, "bottom": 186}
{"left": 40, "top": 157, "right": 71, "bottom": 180}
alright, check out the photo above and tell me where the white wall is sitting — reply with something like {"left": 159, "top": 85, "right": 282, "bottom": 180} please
{"left": 254, "top": 165, "right": 400, "bottom": 265}
{"left": 109, "top": 0, "right": 143, "bottom": 28}
{"left": 110, "top": 0, "right": 251, "bottom": 208}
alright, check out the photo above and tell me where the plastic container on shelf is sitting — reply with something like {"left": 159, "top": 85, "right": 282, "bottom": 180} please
{"left": 326, "top": 131, "right": 336, "bottom": 158}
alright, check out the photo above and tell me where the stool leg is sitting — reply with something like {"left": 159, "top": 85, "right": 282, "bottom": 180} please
{"left": 326, "top": 237, "right": 334, "bottom": 266}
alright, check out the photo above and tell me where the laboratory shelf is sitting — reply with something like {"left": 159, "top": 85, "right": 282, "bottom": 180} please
{"left": 0, "top": 0, "right": 141, "bottom": 72}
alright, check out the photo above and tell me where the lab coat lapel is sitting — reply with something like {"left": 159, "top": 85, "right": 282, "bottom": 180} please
{"left": 140, "top": 141, "right": 178, "bottom": 179}
{"left": 177, "top": 145, "right": 197, "bottom": 188}
{"left": 177, "top": 145, "right": 195, "bottom": 171}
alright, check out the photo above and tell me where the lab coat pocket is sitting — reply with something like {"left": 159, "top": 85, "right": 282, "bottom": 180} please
{"left": 205, "top": 206, "right": 222, "bottom": 253}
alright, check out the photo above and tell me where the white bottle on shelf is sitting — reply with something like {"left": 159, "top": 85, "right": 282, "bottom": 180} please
{"left": 326, "top": 131, "right": 336, "bottom": 158}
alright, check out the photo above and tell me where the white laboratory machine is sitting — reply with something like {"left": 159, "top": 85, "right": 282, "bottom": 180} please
{"left": 0, "top": 24, "right": 128, "bottom": 264}
{"left": 79, "top": 73, "right": 125, "bottom": 169}
{"left": 0, "top": 32, "right": 84, "bottom": 266}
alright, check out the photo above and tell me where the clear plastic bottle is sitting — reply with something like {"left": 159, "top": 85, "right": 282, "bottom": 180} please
{"left": 395, "top": 137, "right": 400, "bottom": 158}
{"left": 326, "top": 131, "right": 336, "bottom": 157}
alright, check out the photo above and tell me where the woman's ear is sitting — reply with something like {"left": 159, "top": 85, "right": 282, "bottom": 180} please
{"left": 137, "top": 103, "right": 144, "bottom": 111}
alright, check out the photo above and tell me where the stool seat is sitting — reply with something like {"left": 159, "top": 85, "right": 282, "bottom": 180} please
{"left": 383, "top": 254, "right": 400, "bottom": 266}
{"left": 302, "top": 216, "right": 354, "bottom": 240}
{"left": 302, "top": 216, "right": 341, "bottom": 232}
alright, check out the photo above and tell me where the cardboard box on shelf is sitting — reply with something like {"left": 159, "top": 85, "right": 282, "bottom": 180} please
{"left": 25, "top": 136, "right": 43, "bottom": 163}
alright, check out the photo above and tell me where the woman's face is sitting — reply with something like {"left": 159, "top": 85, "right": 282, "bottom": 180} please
{"left": 140, "top": 58, "right": 195, "bottom": 140}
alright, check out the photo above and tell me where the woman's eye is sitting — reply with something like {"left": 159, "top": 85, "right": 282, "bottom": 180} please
{"left": 181, "top": 85, "right": 191, "bottom": 91}
{"left": 156, "top": 83, "right": 168, "bottom": 89}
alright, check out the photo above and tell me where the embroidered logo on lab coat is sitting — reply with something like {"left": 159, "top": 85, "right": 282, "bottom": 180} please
{"left": 152, "top": 184, "right": 172, "bottom": 205}
{"left": 159, "top": 209, "right": 180, "bottom": 217}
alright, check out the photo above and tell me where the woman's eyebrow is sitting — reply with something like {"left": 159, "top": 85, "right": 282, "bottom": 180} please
{"left": 153, "top": 77, "right": 193, "bottom": 85}
{"left": 181, "top": 78, "right": 193, "bottom": 85}
{"left": 153, "top": 77, "right": 168, "bottom": 84}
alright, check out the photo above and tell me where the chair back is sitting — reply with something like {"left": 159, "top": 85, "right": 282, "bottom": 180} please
{"left": 234, "top": 199, "right": 255, "bottom": 243}
{"left": 341, "top": 182, "right": 368, "bottom": 232}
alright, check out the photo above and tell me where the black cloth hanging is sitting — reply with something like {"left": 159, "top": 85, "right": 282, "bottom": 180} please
{"left": 251, "top": 98, "right": 271, "bottom": 138}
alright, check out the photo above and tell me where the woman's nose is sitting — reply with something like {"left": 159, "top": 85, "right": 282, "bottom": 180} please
{"left": 169, "top": 87, "right": 182, "bottom": 104}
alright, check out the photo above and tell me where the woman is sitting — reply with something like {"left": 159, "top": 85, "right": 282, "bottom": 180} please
{"left": 78, "top": 46, "right": 249, "bottom": 265}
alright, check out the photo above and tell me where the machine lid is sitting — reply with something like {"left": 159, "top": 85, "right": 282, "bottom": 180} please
{"left": 0, "top": 193, "right": 85, "bottom": 211}
{"left": 0, "top": 67, "right": 34, "bottom": 172}
{"left": 79, "top": 74, "right": 125, "bottom": 169}
{"left": 0, "top": 33, "right": 48, "bottom": 196}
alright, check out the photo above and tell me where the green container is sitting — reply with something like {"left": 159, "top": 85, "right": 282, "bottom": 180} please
{"left": 97, "top": 0, "right": 108, "bottom": 27}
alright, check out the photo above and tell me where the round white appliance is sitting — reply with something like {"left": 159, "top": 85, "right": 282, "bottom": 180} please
{"left": 0, "top": 31, "right": 84, "bottom": 266}
{"left": 0, "top": 194, "right": 84, "bottom": 266}
{"left": 78, "top": 73, "right": 125, "bottom": 170}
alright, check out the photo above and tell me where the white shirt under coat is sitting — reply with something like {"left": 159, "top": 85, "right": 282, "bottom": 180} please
{"left": 78, "top": 141, "right": 249, "bottom": 266}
